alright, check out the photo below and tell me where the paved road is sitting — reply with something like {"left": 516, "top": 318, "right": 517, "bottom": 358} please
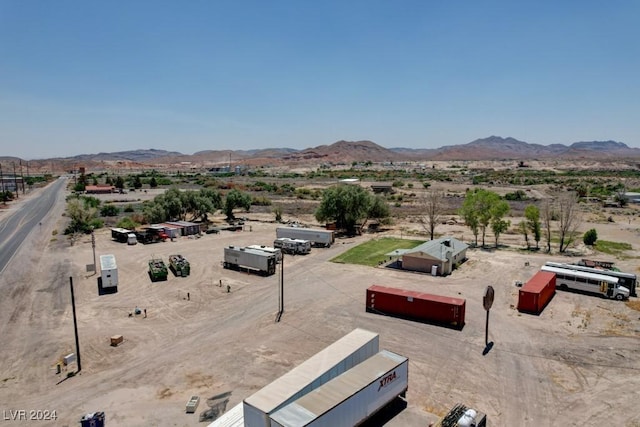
{"left": 0, "top": 177, "right": 67, "bottom": 274}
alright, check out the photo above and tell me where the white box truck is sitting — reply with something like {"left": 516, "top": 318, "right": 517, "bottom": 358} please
{"left": 100, "top": 254, "right": 118, "bottom": 289}
{"left": 269, "top": 350, "right": 409, "bottom": 427}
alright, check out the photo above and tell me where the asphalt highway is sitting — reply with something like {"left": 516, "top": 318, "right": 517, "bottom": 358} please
{"left": 0, "top": 177, "right": 67, "bottom": 274}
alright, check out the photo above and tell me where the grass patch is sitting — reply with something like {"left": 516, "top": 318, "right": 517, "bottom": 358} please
{"left": 595, "top": 240, "right": 632, "bottom": 257}
{"left": 331, "top": 237, "right": 424, "bottom": 267}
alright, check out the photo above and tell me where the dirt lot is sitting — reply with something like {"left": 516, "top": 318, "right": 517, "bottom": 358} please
{"left": 1, "top": 184, "right": 640, "bottom": 427}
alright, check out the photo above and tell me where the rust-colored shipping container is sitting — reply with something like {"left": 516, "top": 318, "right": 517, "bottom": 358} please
{"left": 366, "top": 285, "right": 465, "bottom": 328}
{"left": 517, "top": 271, "right": 556, "bottom": 314}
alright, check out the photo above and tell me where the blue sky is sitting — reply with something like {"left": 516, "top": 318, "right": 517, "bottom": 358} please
{"left": 1, "top": 1, "right": 639, "bottom": 159}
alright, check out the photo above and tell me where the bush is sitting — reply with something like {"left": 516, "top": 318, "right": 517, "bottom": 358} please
{"left": 100, "top": 204, "right": 119, "bottom": 217}
{"left": 583, "top": 228, "right": 598, "bottom": 246}
{"left": 251, "top": 196, "right": 272, "bottom": 206}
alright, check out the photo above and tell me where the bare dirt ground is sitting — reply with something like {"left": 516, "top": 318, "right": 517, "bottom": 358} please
{"left": 1, "top": 184, "right": 640, "bottom": 427}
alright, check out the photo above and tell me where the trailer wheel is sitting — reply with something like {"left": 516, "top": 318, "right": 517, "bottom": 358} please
{"left": 615, "top": 293, "right": 625, "bottom": 301}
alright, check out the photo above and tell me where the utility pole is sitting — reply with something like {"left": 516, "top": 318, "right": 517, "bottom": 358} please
{"left": 91, "top": 228, "right": 97, "bottom": 275}
{"left": 19, "top": 160, "right": 25, "bottom": 194}
{"left": 0, "top": 163, "right": 4, "bottom": 193}
{"left": 276, "top": 255, "right": 284, "bottom": 322}
{"left": 69, "top": 277, "right": 82, "bottom": 372}
{"left": 12, "top": 162, "right": 18, "bottom": 199}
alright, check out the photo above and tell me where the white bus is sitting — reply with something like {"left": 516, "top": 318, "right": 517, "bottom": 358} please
{"left": 541, "top": 265, "right": 629, "bottom": 300}
{"left": 544, "top": 261, "right": 637, "bottom": 297}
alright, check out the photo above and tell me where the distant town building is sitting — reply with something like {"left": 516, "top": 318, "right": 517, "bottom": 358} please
{"left": 370, "top": 182, "right": 393, "bottom": 193}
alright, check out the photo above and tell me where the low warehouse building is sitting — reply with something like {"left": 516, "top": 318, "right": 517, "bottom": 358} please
{"left": 164, "top": 221, "right": 200, "bottom": 236}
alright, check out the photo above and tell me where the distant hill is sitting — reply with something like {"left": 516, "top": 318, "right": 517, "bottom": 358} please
{"left": 392, "top": 136, "right": 640, "bottom": 161}
{"left": 70, "top": 148, "right": 182, "bottom": 162}
{"left": 5, "top": 137, "right": 640, "bottom": 171}
{"left": 281, "top": 140, "right": 409, "bottom": 164}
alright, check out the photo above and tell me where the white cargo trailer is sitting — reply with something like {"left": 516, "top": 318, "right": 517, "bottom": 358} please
{"left": 243, "top": 328, "right": 379, "bottom": 427}
{"left": 99, "top": 254, "right": 118, "bottom": 289}
{"left": 207, "top": 402, "right": 244, "bottom": 427}
{"left": 276, "top": 227, "right": 334, "bottom": 248}
{"left": 269, "top": 350, "right": 408, "bottom": 427}
{"left": 246, "top": 245, "right": 283, "bottom": 262}
{"left": 224, "top": 246, "right": 277, "bottom": 276}
{"left": 273, "top": 238, "right": 311, "bottom": 255}
{"left": 111, "top": 227, "right": 132, "bottom": 243}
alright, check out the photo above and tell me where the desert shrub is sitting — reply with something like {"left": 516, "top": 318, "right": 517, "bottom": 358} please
{"left": 252, "top": 196, "right": 272, "bottom": 206}
{"left": 583, "top": 229, "right": 598, "bottom": 246}
{"left": 100, "top": 204, "right": 119, "bottom": 217}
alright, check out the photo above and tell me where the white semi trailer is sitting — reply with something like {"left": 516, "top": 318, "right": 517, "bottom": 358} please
{"left": 273, "top": 238, "right": 311, "bottom": 255}
{"left": 99, "top": 254, "right": 118, "bottom": 290}
{"left": 276, "top": 227, "right": 334, "bottom": 248}
{"left": 269, "top": 350, "right": 409, "bottom": 427}
{"left": 243, "top": 328, "right": 379, "bottom": 427}
{"left": 224, "top": 246, "right": 277, "bottom": 276}
{"left": 246, "top": 245, "right": 283, "bottom": 262}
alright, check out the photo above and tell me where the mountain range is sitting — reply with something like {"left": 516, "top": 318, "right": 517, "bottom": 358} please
{"left": 3, "top": 137, "right": 639, "bottom": 169}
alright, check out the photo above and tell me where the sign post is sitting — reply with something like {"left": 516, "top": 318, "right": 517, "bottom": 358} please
{"left": 483, "top": 286, "right": 495, "bottom": 349}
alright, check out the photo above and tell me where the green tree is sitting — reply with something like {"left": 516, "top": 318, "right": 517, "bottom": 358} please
{"left": 315, "top": 184, "right": 373, "bottom": 234}
{"left": 224, "top": 189, "right": 252, "bottom": 219}
{"left": 490, "top": 198, "right": 510, "bottom": 248}
{"left": 541, "top": 199, "right": 553, "bottom": 253}
{"left": 100, "top": 204, "right": 119, "bottom": 217}
{"left": 150, "top": 176, "right": 158, "bottom": 188}
{"left": 460, "top": 189, "right": 501, "bottom": 247}
{"left": 518, "top": 221, "right": 529, "bottom": 249}
{"left": 143, "top": 202, "right": 167, "bottom": 224}
{"left": 115, "top": 176, "right": 125, "bottom": 190}
{"left": 524, "top": 204, "right": 542, "bottom": 249}
{"left": 368, "top": 195, "right": 390, "bottom": 224}
{"left": 273, "top": 205, "right": 283, "bottom": 222}
{"left": 491, "top": 218, "right": 511, "bottom": 248}
{"left": 65, "top": 198, "right": 98, "bottom": 234}
{"left": 459, "top": 192, "right": 480, "bottom": 246}
{"left": 133, "top": 175, "right": 143, "bottom": 189}
{"left": 117, "top": 216, "right": 139, "bottom": 230}
{"left": 583, "top": 228, "right": 598, "bottom": 246}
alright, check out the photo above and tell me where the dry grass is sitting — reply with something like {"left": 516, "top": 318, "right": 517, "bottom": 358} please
{"left": 625, "top": 299, "right": 640, "bottom": 311}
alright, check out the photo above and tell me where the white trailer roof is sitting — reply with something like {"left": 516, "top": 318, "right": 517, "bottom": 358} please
{"left": 207, "top": 402, "right": 243, "bottom": 427}
{"left": 270, "top": 350, "right": 407, "bottom": 426}
{"left": 243, "top": 328, "right": 378, "bottom": 414}
{"left": 99, "top": 254, "right": 116, "bottom": 270}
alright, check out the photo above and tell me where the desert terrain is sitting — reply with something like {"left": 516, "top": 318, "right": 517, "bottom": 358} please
{"left": 1, "top": 177, "right": 639, "bottom": 427}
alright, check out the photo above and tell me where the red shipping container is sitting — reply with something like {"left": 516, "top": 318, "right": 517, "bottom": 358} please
{"left": 517, "top": 271, "right": 556, "bottom": 314}
{"left": 366, "top": 285, "right": 465, "bottom": 328}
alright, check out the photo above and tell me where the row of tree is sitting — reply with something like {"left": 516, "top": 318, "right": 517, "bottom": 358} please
{"left": 431, "top": 188, "right": 581, "bottom": 252}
